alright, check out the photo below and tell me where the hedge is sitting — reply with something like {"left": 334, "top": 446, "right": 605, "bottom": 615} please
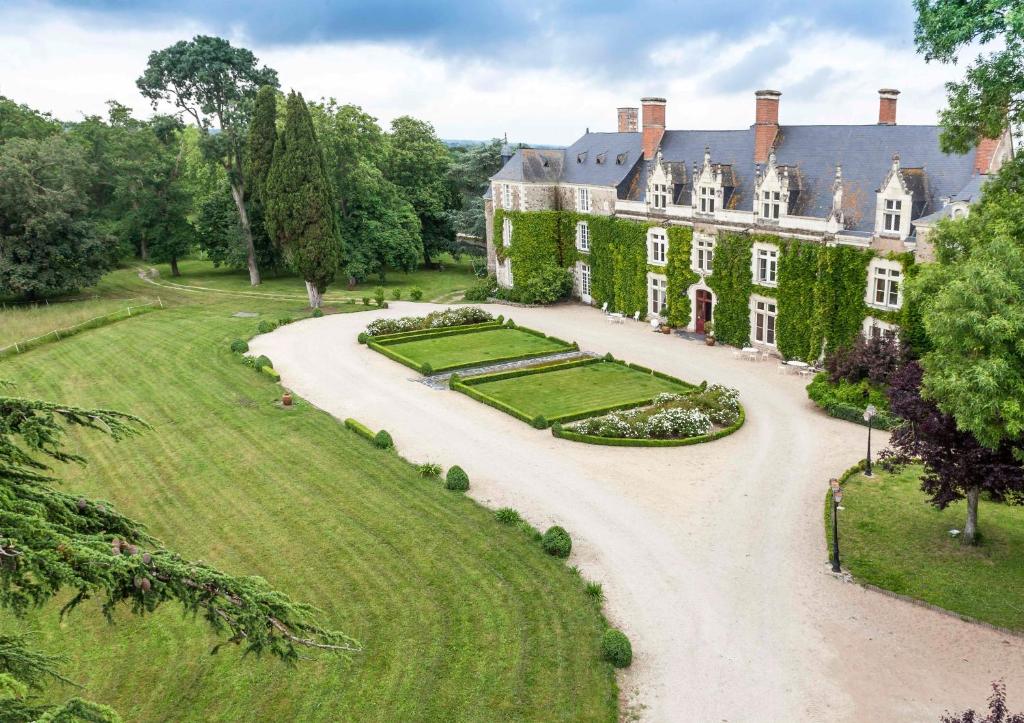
{"left": 450, "top": 380, "right": 537, "bottom": 426}
{"left": 371, "top": 321, "right": 503, "bottom": 344}
{"left": 818, "top": 401, "right": 899, "bottom": 430}
{"left": 457, "top": 356, "right": 601, "bottom": 386}
{"left": 551, "top": 406, "right": 746, "bottom": 446}
{"left": 260, "top": 365, "right": 281, "bottom": 381}
{"left": 344, "top": 418, "right": 376, "bottom": 443}
{"left": 366, "top": 341, "right": 429, "bottom": 374}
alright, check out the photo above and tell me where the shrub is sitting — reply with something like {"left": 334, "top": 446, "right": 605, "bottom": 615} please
{"left": 505, "top": 319, "right": 516, "bottom": 329}
{"left": 511, "top": 265, "right": 573, "bottom": 305}
{"left": 256, "top": 319, "right": 277, "bottom": 334}
{"left": 277, "top": 316, "right": 293, "bottom": 326}
{"left": 357, "top": 332, "right": 369, "bottom": 344}
{"left": 601, "top": 629, "right": 632, "bottom": 668}
{"left": 494, "top": 507, "right": 521, "bottom": 525}
{"left": 421, "top": 362, "right": 433, "bottom": 375}
{"left": 463, "top": 276, "right": 497, "bottom": 302}
{"left": 806, "top": 372, "right": 896, "bottom": 430}
{"left": 373, "top": 430, "right": 394, "bottom": 450}
{"left": 254, "top": 355, "right": 273, "bottom": 370}
{"left": 585, "top": 581, "right": 604, "bottom": 602}
{"left": 826, "top": 334, "right": 906, "bottom": 386}
{"left": 602, "top": 353, "right": 614, "bottom": 362}
{"left": 417, "top": 462, "right": 442, "bottom": 478}
{"left": 362, "top": 297, "right": 371, "bottom": 306}
{"left": 531, "top": 415, "right": 548, "bottom": 429}
{"left": 391, "top": 288, "right": 401, "bottom": 300}
{"left": 496, "top": 315, "right": 504, "bottom": 324}
{"left": 409, "top": 287, "right": 423, "bottom": 301}
{"left": 373, "top": 287, "right": 386, "bottom": 306}
{"left": 363, "top": 307, "right": 493, "bottom": 336}
{"left": 541, "top": 526, "right": 572, "bottom": 558}
{"left": 260, "top": 366, "right": 280, "bottom": 380}
{"left": 445, "top": 465, "right": 470, "bottom": 491}
{"left": 311, "top": 308, "right": 324, "bottom": 318}
{"left": 230, "top": 339, "right": 249, "bottom": 354}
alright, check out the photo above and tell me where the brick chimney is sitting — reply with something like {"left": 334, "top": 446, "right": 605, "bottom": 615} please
{"left": 617, "top": 107, "right": 638, "bottom": 133}
{"left": 975, "top": 136, "right": 999, "bottom": 174}
{"left": 641, "top": 97, "right": 666, "bottom": 160}
{"left": 754, "top": 90, "right": 781, "bottom": 164}
{"left": 878, "top": 88, "right": 900, "bottom": 125}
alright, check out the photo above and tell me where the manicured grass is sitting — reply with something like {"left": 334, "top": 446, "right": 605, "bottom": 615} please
{"left": 384, "top": 327, "right": 572, "bottom": 371}
{"left": 831, "top": 465, "right": 1024, "bottom": 631}
{"left": 151, "top": 255, "right": 480, "bottom": 303}
{"left": 468, "top": 361, "right": 690, "bottom": 422}
{"left": 0, "top": 275, "right": 617, "bottom": 721}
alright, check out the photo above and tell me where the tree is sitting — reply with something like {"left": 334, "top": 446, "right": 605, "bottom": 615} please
{"left": 940, "top": 681, "right": 1024, "bottom": 723}
{"left": 448, "top": 139, "right": 504, "bottom": 239}
{"left": 886, "top": 361, "right": 1024, "bottom": 544}
{"left": 910, "top": 159, "right": 1024, "bottom": 457}
{"left": 914, "top": 0, "right": 1022, "bottom": 153}
{"left": 0, "top": 96, "right": 60, "bottom": 145}
{"left": 265, "top": 92, "right": 342, "bottom": 308}
{"left": 0, "top": 136, "right": 115, "bottom": 298}
{"left": 137, "top": 35, "right": 279, "bottom": 286}
{"left": 385, "top": 116, "right": 457, "bottom": 266}
{"left": 0, "top": 383, "right": 358, "bottom": 719}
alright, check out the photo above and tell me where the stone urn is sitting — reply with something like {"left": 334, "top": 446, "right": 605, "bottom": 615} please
{"left": 705, "top": 336, "right": 716, "bottom": 347}
{"left": 282, "top": 392, "right": 293, "bottom": 407}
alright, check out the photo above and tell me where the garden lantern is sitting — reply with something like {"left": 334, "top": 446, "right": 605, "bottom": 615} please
{"left": 829, "top": 478, "right": 843, "bottom": 573}
{"left": 863, "top": 404, "right": 877, "bottom": 476}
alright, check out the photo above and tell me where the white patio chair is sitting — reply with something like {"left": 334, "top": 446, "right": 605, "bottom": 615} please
{"left": 601, "top": 302, "right": 609, "bottom": 315}
{"left": 633, "top": 311, "right": 641, "bottom": 322}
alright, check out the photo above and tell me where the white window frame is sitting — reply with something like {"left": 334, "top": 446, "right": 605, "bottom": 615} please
{"left": 576, "top": 187, "right": 591, "bottom": 213}
{"left": 761, "top": 189, "right": 782, "bottom": 220}
{"left": 502, "top": 184, "right": 513, "bottom": 210}
{"left": 693, "top": 234, "right": 714, "bottom": 274}
{"left": 883, "top": 198, "right": 902, "bottom": 233}
{"left": 651, "top": 183, "right": 669, "bottom": 209}
{"left": 752, "top": 243, "right": 778, "bottom": 286}
{"left": 866, "top": 258, "right": 902, "bottom": 310}
{"left": 576, "top": 221, "right": 590, "bottom": 252}
{"left": 751, "top": 295, "right": 778, "bottom": 347}
{"left": 698, "top": 185, "right": 716, "bottom": 214}
{"left": 502, "top": 217, "right": 512, "bottom": 248}
{"left": 863, "top": 316, "right": 899, "bottom": 341}
{"left": 648, "top": 228, "right": 667, "bottom": 266}
{"left": 647, "top": 273, "right": 668, "bottom": 318}
{"left": 577, "top": 261, "right": 592, "bottom": 302}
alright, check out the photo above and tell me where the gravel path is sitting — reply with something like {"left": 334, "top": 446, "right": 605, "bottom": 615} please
{"left": 252, "top": 302, "right": 1024, "bottom": 722}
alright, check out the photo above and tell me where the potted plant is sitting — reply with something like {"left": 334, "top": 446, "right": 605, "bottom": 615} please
{"left": 704, "top": 321, "right": 716, "bottom": 346}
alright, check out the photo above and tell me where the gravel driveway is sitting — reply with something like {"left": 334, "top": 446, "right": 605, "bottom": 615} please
{"left": 251, "top": 302, "right": 1024, "bottom": 722}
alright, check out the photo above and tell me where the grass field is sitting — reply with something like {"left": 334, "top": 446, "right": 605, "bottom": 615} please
{"left": 0, "top": 296, "right": 160, "bottom": 348}
{"left": 831, "top": 465, "right": 1024, "bottom": 631}
{"left": 148, "top": 255, "right": 480, "bottom": 303}
{"left": 468, "top": 361, "right": 691, "bottom": 422}
{"left": 0, "top": 274, "right": 617, "bottom": 721}
{"left": 382, "top": 327, "right": 573, "bottom": 371}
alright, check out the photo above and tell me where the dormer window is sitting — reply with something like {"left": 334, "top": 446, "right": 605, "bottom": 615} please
{"left": 762, "top": 190, "right": 781, "bottom": 220}
{"left": 596, "top": 153, "right": 606, "bottom": 165}
{"left": 755, "top": 151, "right": 788, "bottom": 224}
{"left": 651, "top": 183, "right": 669, "bottom": 209}
{"left": 699, "top": 186, "right": 715, "bottom": 214}
{"left": 648, "top": 228, "right": 667, "bottom": 265}
{"left": 883, "top": 199, "right": 902, "bottom": 232}
{"left": 616, "top": 153, "right": 627, "bottom": 165}
{"left": 875, "top": 154, "right": 912, "bottom": 240}
{"left": 502, "top": 184, "right": 512, "bottom": 209}
{"left": 502, "top": 217, "right": 512, "bottom": 247}
{"left": 576, "top": 187, "right": 591, "bottom": 213}
{"left": 576, "top": 152, "right": 586, "bottom": 164}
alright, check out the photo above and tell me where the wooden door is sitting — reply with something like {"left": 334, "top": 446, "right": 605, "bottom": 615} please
{"left": 695, "top": 289, "right": 712, "bottom": 333}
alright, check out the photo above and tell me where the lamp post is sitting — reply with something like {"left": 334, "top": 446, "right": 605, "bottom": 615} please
{"left": 830, "top": 478, "right": 843, "bottom": 573}
{"left": 863, "top": 403, "right": 877, "bottom": 477}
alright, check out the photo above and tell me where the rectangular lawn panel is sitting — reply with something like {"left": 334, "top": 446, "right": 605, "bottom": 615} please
{"left": 382, "top": 327, "right": 572, "bottom": 372}
{"left": 466, "top": 360, "right": 691, "bottom": 422}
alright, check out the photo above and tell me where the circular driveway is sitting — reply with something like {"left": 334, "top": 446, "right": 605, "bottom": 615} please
{"left": 251, "top": 302, "right": 1024, "bottom": 722}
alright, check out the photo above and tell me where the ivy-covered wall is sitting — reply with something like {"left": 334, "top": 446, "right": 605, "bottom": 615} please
{"left": 706, "top": 233, "right": 753, "bottom": 347}
{"left": 492, "top": 209, "right": 576, "bottom": 289}
{"left": 665, "top": 227, "right": 698, "bottom": 327}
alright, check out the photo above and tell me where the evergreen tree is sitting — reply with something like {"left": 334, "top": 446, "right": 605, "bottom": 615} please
{"left": 265, "top": 92, "right": 342, "bottom": 308}
{"left": 243, "top": 85, "right": 285, "bottom": 275}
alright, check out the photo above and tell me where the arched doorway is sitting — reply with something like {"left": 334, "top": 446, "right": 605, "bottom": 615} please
{"left": 695, "top": 289, "right": 713, "bottom": 334}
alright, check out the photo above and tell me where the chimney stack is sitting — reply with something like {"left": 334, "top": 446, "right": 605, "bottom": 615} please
{"left": 975, "top": 136, "right": 999, "bottom": 174}
{"left": 641, "top": 97, "right": 666, "bottom": 160}
{"left": 878, "top": 88, "right": 900, "bottom": 125}
{"left": 617, "top": 107, "right": 638, "bottom": 133}
{"left": 754, "top": 90, "right": 781, "bottom": 164}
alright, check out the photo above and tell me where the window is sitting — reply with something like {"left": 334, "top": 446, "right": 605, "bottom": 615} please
{"left": 761, "top": 190, "right": 781, "bottom": 220}
{"left": 576, "top": 221, "right": 590, "bottom": 252}
{"left": 883, "top": 198, "right": 902, "bottom": 232}
{"left": 651, "top": 183, "right": 669, "bottom": 209}
{"left": 699, "top": 186, "right": 715, "bottom": 214}
{"left": 756, "top": 247, "right": 778, "bottom": 285}
{"left": 577, "top": 187, "right": 591, "bottom": 212}
{"left": 695, "top": 237, "right": 714, "bottom": 273}
{"left": 502, "top": 217, "right": 512, "bottom": 247}
{"left": 648, "top": 230, "right": 667, "bottom": 265}
{"left": 580, "top": 263, "right": 591, "bottom": 297}
{"left": 649, "top": 275, "right": 668, "bottom": 316}
{"left": 502, "top": 184, "right": 512, "bottom": 209}
{"left": 872, "top": 265, "right": 901, "bottom": 308}
{"left": 754, "top": 299, "right": 777, "bottom": 346}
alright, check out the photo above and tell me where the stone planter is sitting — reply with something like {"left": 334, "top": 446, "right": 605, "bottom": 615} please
{"left": 705, "top": 336, "right": 716, "bottom": 346}
{"left": 282, "top": 392, "right": 293, "bottom": 407}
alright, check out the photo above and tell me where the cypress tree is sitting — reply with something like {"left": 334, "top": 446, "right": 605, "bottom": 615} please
{"left": 265, "top": 91, "right": 342, "bottom": 307}
{"left": 245, "top": 85, "right": 277, "bottom": 206}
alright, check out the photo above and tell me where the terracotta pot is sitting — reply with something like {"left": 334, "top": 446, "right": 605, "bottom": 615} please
{"left": 282, "top": 392, "right": 293, "bottom": 407}
{"left": 705, "top": 337, "right": 716, "bottom": 346}
{"left": 660, "top": 326, "right": 671, "bottom": 334}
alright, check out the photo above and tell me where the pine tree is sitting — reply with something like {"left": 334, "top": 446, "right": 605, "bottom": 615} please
{"left": 265, "top": 92, "right": 342, "bottom": 308}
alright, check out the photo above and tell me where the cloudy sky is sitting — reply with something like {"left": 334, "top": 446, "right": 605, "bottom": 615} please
{"left": 0, "top": 1, "right": 970, "bottom": 144}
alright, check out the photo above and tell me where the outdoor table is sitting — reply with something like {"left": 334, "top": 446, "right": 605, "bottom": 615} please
{"left": 741, "top": 346, "right": 758, "bottom": 361}
{"left": 785, "top": 360, "right": 809, "bottom": 374}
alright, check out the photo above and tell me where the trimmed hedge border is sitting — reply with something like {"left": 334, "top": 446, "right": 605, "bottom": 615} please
{"left": 344, "top": 417, "right": 376, "bottom": 443}
{"left": 818, "top": 400, "right": 899, "bottom": 431}
{"left": 371, "top": 320, "right": 503, "bottom": 344}
{"left": 551, "top": 406, "right": 746, "bottom": 446}
{"left": 458, "top": 356, "right": 600, "bottom": 385}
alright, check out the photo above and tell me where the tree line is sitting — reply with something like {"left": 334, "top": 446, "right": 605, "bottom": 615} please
{"left": 0, "top": 35, "right": 505, "bottom": 306}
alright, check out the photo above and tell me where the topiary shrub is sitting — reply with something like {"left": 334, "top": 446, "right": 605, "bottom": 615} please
{"left": 257, "top": 320, "right": 276, "bottom": 334}
{"left": 602, "top": 352, "right": 614, "bottom": 362}
{"left": 445, "top": 465, "right": 470, "bottom": 491}
{"left": 505, "top": 319, "right": 516, "bottom": 329}
{"left": 409, "top": 287, "right": 423, "bottom": 301}
{"left": 531, "top": 415, "right": 548, "bottom": 429}
{"left": 373, "top": 430, "right": 394, "bottom": 449}
{"left": 312, "top": 308, "right": 324, "bottom": 318}
{"left": 391, "top": 288, "right": 401, "bottom": 300}
{"left": 374, "top": 287, "right": 386, "bottom": 306}
{"left": 254, "top": 355, "right": 273, "bottom": 370}
{"left": 230, "top": 339, "right": 249, "bottom": 354}
{"left": 496, "top": 315, "right": 504, "bottom": 324}
{"left": 421, "top": 362, "right": 433, "bottom": 375}
{"left": 541, "top": 526, "right": 572, "bottom": 558}
{"left": 494, "top": 507, "right": 521, "bottom": 524}
{"left": 601, "top": 629, "right": 632, "bottom": 668}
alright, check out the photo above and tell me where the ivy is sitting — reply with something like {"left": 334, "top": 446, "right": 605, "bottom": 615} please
{"left": 706, "top": 233, "right": 753, "bottom": 347}
{"left": 777, "top": 239, "right": 824, "bottom": 361}
{"left": 492, "top": 209, "right": 573, "bottom": 289}
{"left": 821, "top": 244, "right": 874, "bottom": 355}
{"left": 665, "top": 227, "right": 698, "bottom": 327}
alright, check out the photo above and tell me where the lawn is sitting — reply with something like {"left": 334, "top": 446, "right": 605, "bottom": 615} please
{"left": 382, "top": 326, "right": 573, "bottom": 372}
{"left": 466, "top": 361, "right": 691, "bottom": 423}
{"left": 0, "top": 295, "right": 160, "bottom": 348}
{"left": 831, "top": 465, "right": 1024, "bottom": 631}
{"left": 0, "top": 274, "right": 617, "bottom": 721}
{"left": 149, "top": 254, "right": 480, "bottom": 303}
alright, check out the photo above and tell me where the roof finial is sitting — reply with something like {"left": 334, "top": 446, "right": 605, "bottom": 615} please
{"left": 704, "top": 146, "right": 711, "bottom": 167}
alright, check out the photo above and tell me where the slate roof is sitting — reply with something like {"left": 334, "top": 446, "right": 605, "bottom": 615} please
{"left": 489, "top": 123, "right": 980, "bottom": 233}
{"left": 913, "top": 174, "right": 988, "bottom": 225}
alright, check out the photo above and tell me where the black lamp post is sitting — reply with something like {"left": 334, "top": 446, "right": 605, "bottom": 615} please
{"left": 830, "top": 478, "right": 843, "bottom": 573}
{"left": 863, "top": 403, "right": 877, "bottom": 477}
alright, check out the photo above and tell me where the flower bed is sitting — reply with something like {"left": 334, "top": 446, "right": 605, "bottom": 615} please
{"left": 364, "top": 307, "right": 493, "bottom": 337}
